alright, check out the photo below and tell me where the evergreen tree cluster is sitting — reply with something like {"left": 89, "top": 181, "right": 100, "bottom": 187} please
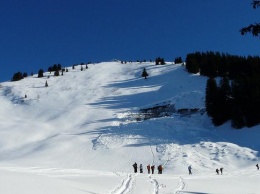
{"left": 202, "top": 52, "right": 260, "bottom": 128}
{"left": 12, "top": 72, "right": 27, "bottom": 81}
{"left": 174, "top": 57, "right": 183, "bottom": 64}
{"left": 155, "top": 57, "right": 166, "bottom": 65}
{"left": 48, "top": 64, "right": 62, "bottom": 72}
{"left": 186, "top": 51, "right": 260, "bottom": 79}
{"left": 48, "top": 64, "right": 62, "bottom": 76}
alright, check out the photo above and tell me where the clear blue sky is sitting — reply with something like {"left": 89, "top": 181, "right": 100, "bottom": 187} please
{"left": 0, "top": 0, "right": 259, "bottom": 82}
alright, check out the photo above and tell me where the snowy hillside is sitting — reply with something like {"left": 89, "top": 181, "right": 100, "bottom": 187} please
{"left": 0, "top": 61, "right": 259, "bottom": 194}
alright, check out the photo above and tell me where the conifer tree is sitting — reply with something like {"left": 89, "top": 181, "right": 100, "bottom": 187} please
{"left": 53, "top": 64, "right": 58, "bottom": 71}
{"left": 48, "top": 67, "right": 52, "bottom": 74}
{"left": 218, "top": 77, "right": 232, "bottom": 123}
{"left": 240, "top": 1, "right": 260, "bottom": 37}
{"left": 205, "top": 77, "right": 218, "bottom": 117}
{"left": 54, "top": 69, "right": 59, "bottom": 76}
{"left": 57, "top": 64, "right": 62, "bottom": 71}
{"left": 174, "top": 57, "right": 183, "bottom": 64}
{"left": 230, "top": 79, "right": 246, "bottom": 128}
{"left": 11, "top": 72, "right": 23, "bottom": 81}
{"left": 38, "top": 69, "right": 44, "bottom": 78}
{"left": 142, "top": 68, "right": 149, "bottom": 79}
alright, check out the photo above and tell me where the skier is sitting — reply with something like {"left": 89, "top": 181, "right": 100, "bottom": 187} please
{"left": 133, "top": 162, "right": 138, "bottom": 173}
{"left": 140, "top": 164, "right": 143, "bottom": 173}
{"left": 147, "top": 164, "right": 151, "bottom": 174}
{"left": 151, "top": 165, "right": 155, "bottom": 174}
{"left": 188, "top": 165, "right": 192, "bottom": 175}
{"left": 256, "top": 164, "right": 259, "bottom": 170}
{"left": 216, "top": 168, "right": 219, "bottom": 175}
{"left": 220, "top": 167, "right": 223, "bottom": 175}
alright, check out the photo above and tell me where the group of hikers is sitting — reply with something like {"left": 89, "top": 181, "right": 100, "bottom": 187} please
{"left": 132, "top": 163, "right": 163, "bottom": 174}
{"left": 133, "top": 163, "right": 260, "bottom": 175}
{"left": 216, "top": 167, "right": 224, "bottom": 175}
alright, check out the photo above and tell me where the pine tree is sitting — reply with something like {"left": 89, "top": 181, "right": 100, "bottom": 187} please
{"left": 218, "top": 77, "right": 232, "bottom": 123}
{"left": 54, "top": 69, "right": 59, "bottom": 76}
{"left": 11, "top": 72, "right": 23, "bottom": 81}
{"left": 230, "top": 79, "right": 246, "bottom": 128}
{"left": 240, "top": 1, "right": 260, "bottom": 37}
{"left": 48, "top": 67, "right": 52, "bottom": 74}
{"left": 205, "top": 77, "right": 218, "bottom": 117}
{"left": 142, "top": 68, "right": 149, "bottom": 79}
{"left": 57, "top": 64, "right": 62, "bottom": 71}
{"left": 38, "top": 69, "right": 44, "bottom": 78}
{"left": 53, "top": 64, "right": 58, "bottom": 71}
{"left": 185, "top": 53, "right": 200, "bottom": 74}
{"left": 174, "top": 57, "right": 183, "bottom": 64}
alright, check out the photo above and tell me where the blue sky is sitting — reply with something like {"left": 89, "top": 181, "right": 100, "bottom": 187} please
{"left": 0, "top": 0, "right": 259, "bottom": 82}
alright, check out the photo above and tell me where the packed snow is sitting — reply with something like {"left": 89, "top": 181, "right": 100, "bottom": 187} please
{"left": 0, "top": 61, "right": 259, "bottom": 194}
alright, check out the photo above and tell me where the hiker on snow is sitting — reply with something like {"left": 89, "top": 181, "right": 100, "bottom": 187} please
{"left": 188, "top": 165, "right": 192, "bottom": 175}
{"left": 158, "top": 165, "right": 163, "bottom": 174}
{"left": 140, "top": 164, "right": 143, "bottom": 173}
{"left": 147, "top": 164, "right": 151, "bottom": 174}
{"left": 151, "top": 165, "right": 155, "bottom": 174}
{"left": 216, "top": 168, "right": 219, "bottom": 175}
{"left": 133, "top": 162, "right": 138, "bottom": 173}
{"left": 220, "top": 167, "right": 223, "bottom": 175}
{"left": 256, "top": 164, "right": 259, "bottom": 170}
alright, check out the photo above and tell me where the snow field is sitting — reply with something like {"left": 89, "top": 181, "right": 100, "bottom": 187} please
{"left": 0, "top": 62, "right": 259, "bottom": 193}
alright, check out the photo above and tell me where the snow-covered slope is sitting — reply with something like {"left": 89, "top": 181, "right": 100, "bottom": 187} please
{"left": 0, "top": 62, "right": 259, "bottom": 194}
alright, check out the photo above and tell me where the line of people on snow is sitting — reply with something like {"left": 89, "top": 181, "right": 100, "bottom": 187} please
{"left": 134, "top": 163, "right": 259, "bottom": 175}
{"left": 188, "top": 165, "right": 225, "bottom": 175}
{"left": 133, "top": 163, "right": 163, "bottom": 174}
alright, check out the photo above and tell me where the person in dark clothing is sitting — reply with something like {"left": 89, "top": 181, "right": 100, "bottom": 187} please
{"left": 256, "top": 164, "right": 259, "bottom": 170}
{"left": 140, "top": 164, "right": 143, "bottom": 173}
{"left": 133, "top": 162, "right": 138, "bottom": 173}
{"left": 220, "top": 167, "right": 223, "bottom": 175}
{"left": 151, "top": 165, "right": 155, "bottom": 174}
{"left": 216, "top": 168, "right": 219, "bottom": 175}
{"left": 147, "top": 164, "right": 151, "bottom": 174}
{"left": 158, "top": 165, "right": 163, "bottom": 174}
{"left": 188, "top": 165, "right": 192, "bottom": 175}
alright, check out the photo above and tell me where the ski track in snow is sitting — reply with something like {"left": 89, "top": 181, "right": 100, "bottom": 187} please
{"left": 149, "top": 145, "right": 155, "bottom": 165}
{"left": 107, "top": 173, "right": 135, "bottom": 194}
{"left": 148, "top": 175, "right": 159, "bottom": 194}
{"left": 174, "top": 176, "right": 185, "bottom": 194}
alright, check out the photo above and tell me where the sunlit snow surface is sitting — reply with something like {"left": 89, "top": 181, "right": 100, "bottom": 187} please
{"left": 0, "top": 62, "right": 259, "bottom": 194}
